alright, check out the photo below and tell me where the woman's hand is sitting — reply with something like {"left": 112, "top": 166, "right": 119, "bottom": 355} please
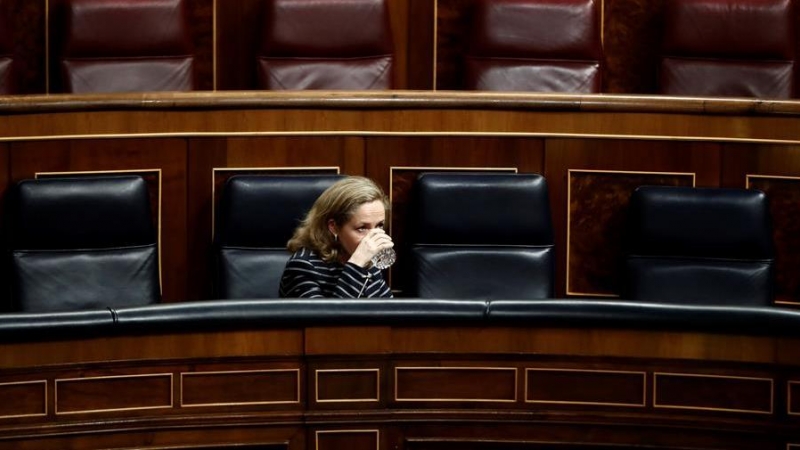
{"left": 348, "top": 228, "right": 394, "bottom": 268}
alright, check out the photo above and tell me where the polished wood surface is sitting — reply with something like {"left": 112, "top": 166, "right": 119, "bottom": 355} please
{"left": 0, "top": 325, "right": 798, "bottom": 449}
{"left": 0, "top": 91, "right": 800, "bottom": 303}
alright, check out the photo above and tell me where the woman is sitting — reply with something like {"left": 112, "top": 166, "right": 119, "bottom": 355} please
{"left": 279, "top": 176, "right": 394, "bottom": 298}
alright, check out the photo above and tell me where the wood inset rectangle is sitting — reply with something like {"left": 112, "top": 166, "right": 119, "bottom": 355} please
{"left": 182, "top": 369, "right": 300, "bottom": 407}
{"left": 567, "top": 169, "right": 695, "bottom": 297}
{"left": 746, "top": 175, "right": 800, "bottom": 305}
{"left": 654, "top": 373, "right": 773, "bottom": 414}
{"left": 790, "top": 381, "right": 800, "bottom": 415}
{"left": 525, "top": 369, "right": 645, "bottom": 407}
{"left": 56, "top": 374, "right": 172, "bottom": 414}
{"left": 395, "top": 367, "right": 517, "bottom": 402}
{"left": 316, "top": 369, "right": 379, "bottom": 403}
{"left": 316, "top": 430, "right": 378, "bottom": 450}
{"left": 0, "top": 380, "right": 47, "bottom": 419}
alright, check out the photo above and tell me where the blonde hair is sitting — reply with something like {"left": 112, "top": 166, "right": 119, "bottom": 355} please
{"left": 287, "top": 176, "right": 389, "bottom": 262}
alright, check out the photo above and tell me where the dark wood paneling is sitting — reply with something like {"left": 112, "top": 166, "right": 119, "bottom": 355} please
{"left": 0, "top": 380, "right": 46, "bottom": 419}
{"left": 722, "top": 143, "right": 800, "bottom": 306}
{"left": 654, "top": 373, "right": 773, "bottom": 414}
{"left": 790, "top": 381, "right": 800, "bottom": 415}
{"left": 55, "top": 374, "right": 172, "bottom": 414}
{"left": 5, "top": 0, "right": 45, "bottom": 93}
{"left": 215, "top": 0, "right": 261, "bottom": 90}
{"left": 603, "top": 0, "right": 664, "bottom": 94}
{"left": 394, "top": 367, "right": 516, "bottom": 402}
{"left": 315, "top": 430, "right": 379, "bottom": 450}
{"left": 315, "top": 369, "right": 380, "bottom": 403}
{"left": 525, "top": 369, "right": 645, "bottom": 407}
{"left": 545, "top": 139, "right": 721, "bottom": 298}
{"left": 9, "top": 138, "right": 189, "bottom": 302}
{"left": 407, "top": 0, "right": 435, "bottom": 89}
{"left": 434, "top": 0, "right": 475, "bottom": 90}
{"left": 567, "top": 170, "right": 694, "bottom": 296}
{"left": 182, "top": 370, "right": 300, "bottom": 407}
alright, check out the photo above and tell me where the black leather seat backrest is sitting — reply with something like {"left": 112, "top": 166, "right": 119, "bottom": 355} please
{"left": 214, "top": 174, "right": 343, "bottom": 299}
{"left": 9, "top": 176, "right": 160, "bottom": 312}
{"left": 625, "top": 186, "right": 775, "bottom": 305}
{"left": 407, "top": 173, "right": 554, "bottom": 299}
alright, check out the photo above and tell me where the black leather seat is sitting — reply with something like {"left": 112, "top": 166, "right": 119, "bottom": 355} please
{"left": 8, "top": 176, "right": 160, "bottom": 312}
{"left": 214, "top": 174, "right": 343, "bottom": 299}
{"left": 624, "top": 186, "right": 775, "bottom": 305}
{"left": 406, "top": 173, "right": 554, "bottom": 299}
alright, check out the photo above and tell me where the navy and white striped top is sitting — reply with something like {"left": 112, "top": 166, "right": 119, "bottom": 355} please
{"left": 279, "top": 247, "right": 393, "bottom": 298}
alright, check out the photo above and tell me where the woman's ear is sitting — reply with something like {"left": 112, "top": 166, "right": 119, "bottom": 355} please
{"left": 327, "top": 219, "right": 338, "bottom": 237}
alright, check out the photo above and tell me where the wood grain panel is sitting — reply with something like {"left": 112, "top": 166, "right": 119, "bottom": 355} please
{"left": 525, "top": 369, "right": 645, "bottom": 407}
{"left": 654, "top": 373, "right": 773, "bottom": 414}
{"left": 215, "top": 0, "right": 261, "bottom": 90}
{"left": 407, "top": 0, "right": 435, "bottom": 89}
{"left": 435, "top": 0, "right": 475, "bottom": 90}
{"left": 9, "top": 138, "right": 188, "bottom": 302}
{"left": 56, "top": 373, "right": 173, "bottom": 414}
{"left": 315, "top": 430, "right": 378, "bottom": 450}
{"left": 790, "top": 381, "right": 800, "bottom": 415}
{"left": 603, "top": 0, "right": 664, "bottom": 94}
{"left": 315, "top": 369, "right": 380, "bottom": 403}
{"left": 567, "top": 169, "right": 694, "bottom": 296}
{"left": 181, "top": 369, "right": 300, "bottom": 407}
{"left": 5, "top": 0, "right": 46, "bottom": 93}
{"left": 545, "top": 138, "right": 720, "bottom": 298}
{"left": 747, "top": 176, "right": 800, "bottom": 306}
{"left": 395, "top": 367, "right": 516, "bottom": 402}
{"left": 0, "top": 380, "right": 46, "bottom": 419}
{"left": 722, "top": 142, "right": 800, "bottom": 306}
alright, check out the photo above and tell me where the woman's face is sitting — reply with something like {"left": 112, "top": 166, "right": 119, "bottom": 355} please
{"left": 328, "top": 200, "right": 386, "bottom": 259}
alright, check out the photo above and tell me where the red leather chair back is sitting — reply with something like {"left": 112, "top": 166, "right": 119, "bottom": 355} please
{"left": 257, "top": 0, "right": 394, "bottom": 90}
{"left": 465, "top": 0, "right": 603, "bottom": 92}
{"left": 0, "top": 0, "right": 16, "bottom": 94}
{"left": 57, "top": 0, "right": 195, "bottom": 93}
{"left": 659, "top": 0, "right": 796, "bottom": 98}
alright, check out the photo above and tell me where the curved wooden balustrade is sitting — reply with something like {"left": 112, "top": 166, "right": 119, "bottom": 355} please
{"left": 0, "top": 299, "right": 800, "bottom": 450}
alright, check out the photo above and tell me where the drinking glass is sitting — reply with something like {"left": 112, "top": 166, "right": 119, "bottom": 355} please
{"left": 371, "top": 247, "right": 396, "bottom": 270}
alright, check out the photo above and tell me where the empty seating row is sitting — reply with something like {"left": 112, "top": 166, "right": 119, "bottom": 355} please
{"left": 1, "top": 173, "right": 777, "bottom": 313}
{"left": 0, "top": 0, "right": 794, "bottom": 97}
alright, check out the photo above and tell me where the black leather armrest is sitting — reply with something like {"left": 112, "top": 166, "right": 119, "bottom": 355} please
{"left": 113, "top": 299, "right": 489, "bottom": 333}
{"left": 487, "top": 299, "right": 800, "bottom": 336}
{"left": 0, "top": 309, "right": 115, "bottom": 342}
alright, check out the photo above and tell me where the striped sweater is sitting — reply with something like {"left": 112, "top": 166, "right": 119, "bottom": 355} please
{"left": 279, "top": 247, "right": 393, "bottom": 298}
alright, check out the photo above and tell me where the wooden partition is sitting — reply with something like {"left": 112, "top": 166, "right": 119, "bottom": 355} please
{"left": 1, "top": 91, "right": 800, "bottom": 304}
{"left": 0, "top": 322, "right": 799, "bottom": 449}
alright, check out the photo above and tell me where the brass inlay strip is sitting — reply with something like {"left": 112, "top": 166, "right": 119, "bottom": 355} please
{"left": 180, "top": 368, "right": 301, "bottom": 407}
{"left": 789, "top": 380, "right": 799, "bottom": 415}
{"left": 55, "top": 373, "right": 173, "bottom": 415}
{"left": 315, "top": 368, "right": 380, "bottom": 403}
{"left": 35, "top": 169, "right": 164, "bottom": 295}
{"left": 394, "top": 366, "right": 518, "bottom": 402}
{"left": 524, "top": 368, "right": 646, "bottom": 407}
{"left": 210, "top": 166, "right": 341, "bottom": 238}
{"left": 653, "top": 372, "right": 774, "bottom": 415}
{"left": 0, "top": 380, "right": 47, "bottom": 419}
{"left": 566, "top": 169, "right": 696, "bottom": 297}
{"left": 315, "top": 429, "right": 379, "bottom": 450}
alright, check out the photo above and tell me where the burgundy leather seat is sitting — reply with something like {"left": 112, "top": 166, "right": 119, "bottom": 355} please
{"left": 464, "top": 0, "right": 603, "bottom": 92}
{"left": 0, "top": 0, "right": 15, "bottom": 94}
{"left": 659, "top": 0, "right": 796, "bottom": 98}
{"left": 257, "top": 0, "right": 394, "bottom": 90}
{"left": 56, "top": 0, "right": 195, "bottom": 93}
